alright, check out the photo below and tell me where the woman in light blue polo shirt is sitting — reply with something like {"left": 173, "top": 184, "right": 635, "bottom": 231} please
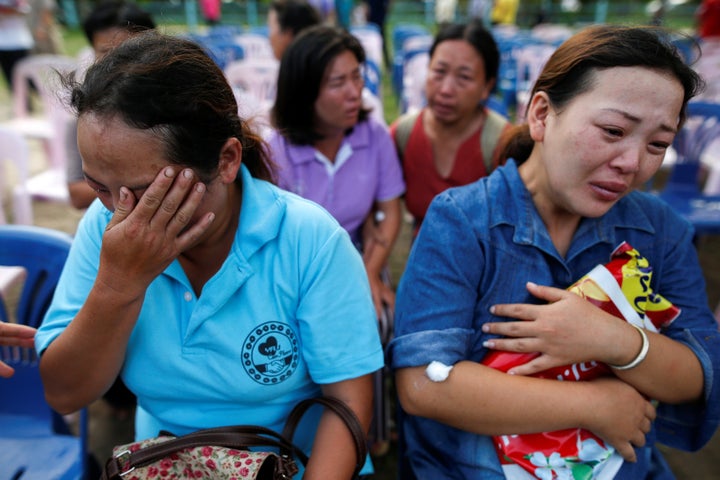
{"left": 35, "top": 32, "right": 383, "bottom": 478}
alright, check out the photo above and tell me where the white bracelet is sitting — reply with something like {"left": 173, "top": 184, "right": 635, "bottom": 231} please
{"left": 609, "top": 323, "right": 649, "bottom": 371}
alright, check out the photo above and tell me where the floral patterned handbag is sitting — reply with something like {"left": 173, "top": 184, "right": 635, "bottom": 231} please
{"left": 101, "top": 396, "right": 367, "bottom": 480}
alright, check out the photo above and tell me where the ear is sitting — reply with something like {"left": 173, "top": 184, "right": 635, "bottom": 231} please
{"left": 217, "top": 137, "right": 242, "bottom": 184}
{"left": 527, "top": 91, "right": 552, "bottom": 142}
{"left": 481, "top": 77, "right": 496, "bottom": 102}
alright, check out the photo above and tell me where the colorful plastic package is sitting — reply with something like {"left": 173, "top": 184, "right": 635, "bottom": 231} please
{"left": 482, "top": 242, "right": 680, "bottom": 479}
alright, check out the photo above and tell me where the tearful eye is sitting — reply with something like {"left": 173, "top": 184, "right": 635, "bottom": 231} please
{"left": 649, "top": 142, "right": 669, "bottom": 154}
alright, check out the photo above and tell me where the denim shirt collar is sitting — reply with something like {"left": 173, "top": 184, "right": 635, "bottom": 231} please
{"left": 492, "top": 159, "right": 657, "bottom": 263}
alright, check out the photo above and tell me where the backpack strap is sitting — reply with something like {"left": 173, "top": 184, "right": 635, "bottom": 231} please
{"left": 395, "top": 108, "right": 508, "bottom": 174}
{"left": 393, "top": 110, "right": 421, "bottom": 159}
{"left": 481, "top": 108, "right": 509, "bottom": 174}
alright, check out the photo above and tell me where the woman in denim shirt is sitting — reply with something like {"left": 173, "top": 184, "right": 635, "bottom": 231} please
{"left": 389, "top": 25, "right": 720, "bottom": 479}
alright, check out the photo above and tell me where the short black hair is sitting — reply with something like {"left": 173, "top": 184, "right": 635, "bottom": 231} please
{"left": 430, "top": 19, "right": 500, "bottom": 83}
{"left": 272, "top": 25, "right": 370, "bottom": 145}
{"left": 270, "top": 0, "right": 321, "bottom": 37}
{"left": 82, "top": 0, "right": 156, "bottom": 45}
{"left": 69, "top": 32, "right": 275, "bottom": 183}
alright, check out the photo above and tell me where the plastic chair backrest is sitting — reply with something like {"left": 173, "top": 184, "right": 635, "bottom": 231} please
{"left": 0, "top": 127, "right": 33, "bottom": 225}
{"left": 224, "top": 57, "right": 280, "bottom": 107}
{"left": 351, "top": 26, "right": 384, "bottom": 71}
{"left": 0, "top": 225, "right": 73, "bottom": 329}
{"left": 4, "top": 54, "right": 77, "bottom": 179}
{"left": 204, "top": 39, "right": 245, "bottom": 70}
{"left": 667, "top": 102, "right": 720, "bottom": 191}
{"left": 400, "top": 50, "right": 430, "bottom": 114}
{"left": 12, "top": 54, "right": 77, "bottom": 120}
{"left": 656, "top": 101, "right": 720, "bottom": 235}
{"left": 392, "top": 24, "right": 430, "bottom": 56}
{"left": 362, "top": 59, "right": 382, "bottom": 97}
{"left": 233, "top": 33, "right": 274, "bottom": 60}
{"left": 0, "top": 225, "right": 87, "bottom": 479}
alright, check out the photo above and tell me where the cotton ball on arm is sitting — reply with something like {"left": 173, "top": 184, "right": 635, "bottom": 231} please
{"left": 425, "top": 361, "right": 454, "bottom": 382}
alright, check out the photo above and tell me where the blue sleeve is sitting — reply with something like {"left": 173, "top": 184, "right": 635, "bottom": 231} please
{"left": 651, "top": 218, "right": 720, "bottom": 451}
{"left": 295, "top": 220, "right": 385, "bottom": 383}
{"left": 388, "top": 190, "right": 485, "bottom": 369}
{"left": 35, "top": 201, "right": 110, "bottom": 354}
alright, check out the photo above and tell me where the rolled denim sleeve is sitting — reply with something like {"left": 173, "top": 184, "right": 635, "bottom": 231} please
{"left": 389, "top": 190, "right": 485, "bottom": 369}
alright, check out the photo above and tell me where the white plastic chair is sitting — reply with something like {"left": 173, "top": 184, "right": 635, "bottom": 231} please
{"left": 400, "top": 50, "right": 429, "bottom": 115}
{"left": 0, "top": 55, "right": 76, "bottom": 211}
{"left": 0, "top": 126, "right": 33, "bottom": 225}
{"left": 401, "top": 34, "right": 433, "bottom": 54}
{"left": 351, "top": 26, "right": 385, "bottom": 73}
{"left": 2, "top": 54, "right": 78, "bottom": 170}
{"left": 224, "top": 57, "right": 280, "bottom": 112}
{"left": 233, "top": 33, "right": 274, "bottom": 60}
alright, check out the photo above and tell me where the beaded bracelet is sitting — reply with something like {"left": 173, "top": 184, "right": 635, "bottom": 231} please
{"left": 609, "top": 323, "right": 649, "bottom": 371}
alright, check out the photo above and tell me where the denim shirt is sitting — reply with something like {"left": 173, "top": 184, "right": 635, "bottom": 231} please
{"left": 388, "top": 160, "right": 720, "bottom": 479}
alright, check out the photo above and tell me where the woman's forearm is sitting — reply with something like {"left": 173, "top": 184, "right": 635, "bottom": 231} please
{"left": 305, "top": 375, "right": 374, "bottom": 479}
{"left": 396, "top": 361, "right": 655, "bottom": 462}
{"left": 612, "top": 329, "right": 704, "bottom": 403}
{"left": 39, "top": 281, "right": 144, "bottom": 414}
{"left": 363, "top": 198, "right": 402, "bottom": 277}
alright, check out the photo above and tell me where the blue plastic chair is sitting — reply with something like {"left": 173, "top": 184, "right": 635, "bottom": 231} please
{"left": 656, "top": 101, "right": 720, "bottom": 236}
{"left": 362, "top": 59, "right": 382, "bottom": 97}
{"left": 391, "top": 24, "right": 430, "bottom": 95}
{"left": 203, "top": 40, "right": 245, "bottom": 70}
{"left": 0, "top": 225, "right": 89, "bottom": 480}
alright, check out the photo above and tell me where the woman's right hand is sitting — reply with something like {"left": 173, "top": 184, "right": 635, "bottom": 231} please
{"left": 97, "top": 167, "right": 214, "bottom": 301}
{"left": 582, "top": 376, "right": 656, "bottom": 462}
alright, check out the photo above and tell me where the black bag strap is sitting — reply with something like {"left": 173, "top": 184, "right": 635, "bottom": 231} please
{"left": 102, "top": 396, "right": 366, "bottom": 479}
{"left": 282, "top": 396, "right": 368, "bottom": 479}
{"left": 102, "top": 424, "right": 306, "bottom": 479}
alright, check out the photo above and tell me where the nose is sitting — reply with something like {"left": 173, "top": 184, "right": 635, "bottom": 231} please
{"left": 346, "top": 78, "right": 362, "bottom": 99}
{"left": 612, "top": 145, "right": 642, "bottom": 174}
{"left": 438, "top": 75, "right": 455, "bottom": 95}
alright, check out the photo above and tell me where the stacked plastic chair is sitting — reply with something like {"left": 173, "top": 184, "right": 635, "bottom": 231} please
{"left": 0, "top": 126, "right": 33, "bottom": 225}
{"left": 0, "top": 224, "right": 89, "bottom": 480}
{"left": 391, "top": 23, "right": 431, "bottom": 97}
{"left": 0, "top": 54, "right": 78, "bottom": 211}
{"left": 654, "top": 101, "right": 720, "bottom": 236}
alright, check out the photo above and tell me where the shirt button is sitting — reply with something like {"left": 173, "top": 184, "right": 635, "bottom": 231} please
{"left": 184, "top": 291, "right": 192, "bottom": 302}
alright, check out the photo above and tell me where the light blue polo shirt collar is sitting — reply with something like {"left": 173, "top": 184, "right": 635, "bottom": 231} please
{"left": 180, "top": 164, "right": 285, "bottom": 337}
{"left": 234, "top": 163, "right": 285, "bottom": 260}
{"left": 165, "top": 164, "right": 284, "bottom": 287}
{"left": 489, "top": 159, "right": 657, "bottom": 261}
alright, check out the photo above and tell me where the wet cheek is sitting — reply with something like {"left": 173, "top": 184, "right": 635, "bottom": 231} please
{"left": 635, "top": 161, "right": 664, "bottom": 186}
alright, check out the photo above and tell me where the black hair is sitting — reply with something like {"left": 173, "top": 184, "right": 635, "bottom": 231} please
{"left": 270, "top": 0, "right": 322, "bottom": 37}
{"left": 82, "top": 0, "right": 156, "bottom": 45}
{"left": 272, "top": 25, "right": 370, "bottom": 145}
{"left": 68, "top": 31, "right": 275, "bottom": 183}
{"left": 429, "top": 19, "right": 500, "bottom": 83}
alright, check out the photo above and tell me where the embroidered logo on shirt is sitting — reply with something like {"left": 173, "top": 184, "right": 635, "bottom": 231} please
{"left": 242, "top": 322, "right": 299, "bottom": 385}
